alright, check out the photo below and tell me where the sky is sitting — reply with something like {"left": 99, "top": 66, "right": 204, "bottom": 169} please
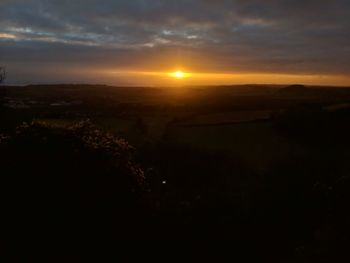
{"left": 1, "top": 0, "right": 350, "bottom": 86}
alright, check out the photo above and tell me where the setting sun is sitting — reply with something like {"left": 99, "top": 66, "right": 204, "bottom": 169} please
{"left": 169, "top": 71, "right": 189, "bottom": 79}
{"left": 175, "top": 71, "right": 184, "bottom": 78}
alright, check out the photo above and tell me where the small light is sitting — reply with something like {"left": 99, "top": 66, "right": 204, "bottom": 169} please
{"left": 162, "top": 180, "right": 167, "bottom": 185}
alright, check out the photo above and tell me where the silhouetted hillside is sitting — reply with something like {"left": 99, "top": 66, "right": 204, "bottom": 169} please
{"left": 2, "top": 84, "right": 350, "bottom": 261}
{"left": 277, "top": 84, "right": 308, "bottom": 95}
{"left": 276, "top": 84, "right": 350, "bottom": 99}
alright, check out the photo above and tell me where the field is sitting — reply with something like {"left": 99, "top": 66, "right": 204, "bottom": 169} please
{"left": 2, "top": 84, "right": 350, "bottom": 261}
{"left": 2, "top": 84, "right": 350, "bottom": 170}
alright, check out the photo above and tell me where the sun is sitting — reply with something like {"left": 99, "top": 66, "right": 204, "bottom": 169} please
{"left": 169, "top": 71, "right": 188, "bottom": 79}
{"left": 175, "top": 71, "right": 184, "bottom": 78}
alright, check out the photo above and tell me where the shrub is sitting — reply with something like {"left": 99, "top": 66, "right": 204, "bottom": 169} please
{"left": 1, "top": 120, "right": 145, "bottom": 245}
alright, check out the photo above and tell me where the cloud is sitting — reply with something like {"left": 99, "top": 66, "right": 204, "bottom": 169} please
{"left": 0, "top": 0, "right": 349, "bottom": 84}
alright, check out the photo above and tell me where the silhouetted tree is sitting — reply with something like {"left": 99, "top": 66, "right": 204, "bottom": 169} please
{"left": 134, "top": 117, "right": 148, "bottom": 135}
{"left": 0, "top": 67, "right": 6, "bottom": 83}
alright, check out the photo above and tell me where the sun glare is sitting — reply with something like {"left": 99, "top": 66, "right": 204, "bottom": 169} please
{"left": 170, "top": 71, "right": 187, "bottom": 79}
{"left": 175, "top": 71, "right": 184, "bottom": 78}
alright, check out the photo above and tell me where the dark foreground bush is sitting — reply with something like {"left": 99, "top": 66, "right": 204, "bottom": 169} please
{"left": 1, "top": 121, "right": 145, "bottom": 251}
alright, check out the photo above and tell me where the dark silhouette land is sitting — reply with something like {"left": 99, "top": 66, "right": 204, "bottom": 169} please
{"left": 1, "top": 84, "right": 350, "bottom": 261}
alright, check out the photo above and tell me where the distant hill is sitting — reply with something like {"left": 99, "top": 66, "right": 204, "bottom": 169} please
{"left": 276, "top": 84, "right": 308, "bottom": 96}
{"left": 276, "top": 84, "right": 350, "bottom": 98}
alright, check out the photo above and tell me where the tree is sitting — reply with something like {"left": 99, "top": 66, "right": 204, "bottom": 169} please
{"left": 0, "top": 67, "right": 6, "bottom": 83}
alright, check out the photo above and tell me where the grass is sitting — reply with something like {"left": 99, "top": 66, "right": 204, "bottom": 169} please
{"left": 169, "top": 121, "right": 300, "bottom": 172}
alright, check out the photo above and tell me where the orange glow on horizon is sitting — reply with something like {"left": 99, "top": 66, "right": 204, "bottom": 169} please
{"left": 98, "top": 69, "right": 350, "bottom": 87}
